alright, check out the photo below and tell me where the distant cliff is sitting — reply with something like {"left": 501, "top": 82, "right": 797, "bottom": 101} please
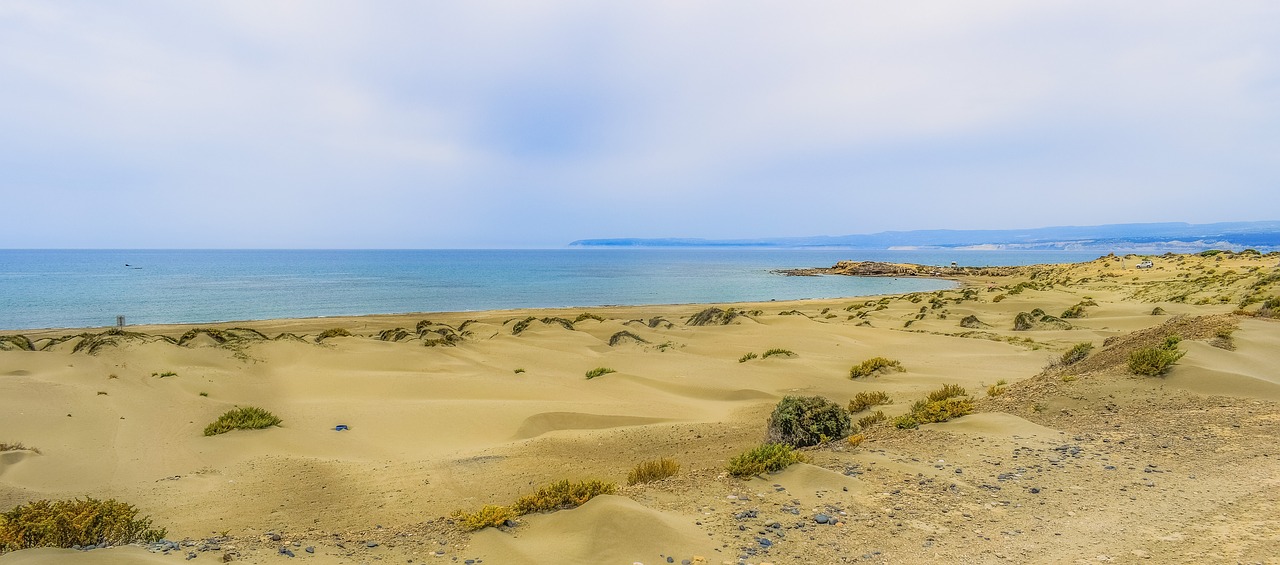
{"left": 569, "top": 221, "right": 1280, "bottom": 250}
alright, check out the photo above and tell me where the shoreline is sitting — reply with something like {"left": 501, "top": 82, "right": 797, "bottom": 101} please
{"left": 0, "top": 274, "right": 963, "bottom": 337}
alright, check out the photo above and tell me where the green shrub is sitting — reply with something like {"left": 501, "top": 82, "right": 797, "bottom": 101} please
{"left": 855, "top": 410, "right": 887, "bottom": 430}
{"left": 203, "top": 406, "right": 282, "bottom": 436}
{"left": 450, "top": 505, "right": 516, "bottom": 531}
{"left": 1128, "top": 346, "right": 1185, "bottom": 376}
{"left": 847, "top": 391, "right": 891, "bottom": 413}
{"left": 0, "top": 498, "right": 166, "bottom": 551}
{"left": 450, "top": 479, "right": 616, "bottom": 532}
{"left": 926, "top": 384, "right": 966, "bottom": 402}
{"left": 627, "top": 458, "right": 680, "bottom": 485}
{"left": 510, "top": 480, "right": 616, "bottom": 515}
{"left": 1060, "top": 304, "right": 1087, "bottom": 318}
{"left": 584, "top": 367, "right": 616, "bottom": 379}
{"left": 573, "top": 312, "right": 605, "bottom": 323}
{"left": 315, "top": 328, "right": 352, "bottom": 342}
{"left": 894, "top": 384, "right": 974, "bottom": 428}
{"left": 1060, "top": 342, "right": 1094, "bottom": 366}
{"left": 510, "top": 316, "right": 537, "bottom": 335}
{"left": 766, "top": 396, "right": 852, "bottom": 447}
{"left": 726, "top": 443, "right": 807, "bottom": 478}
{"left": 986, "top": 380, "right": 1007, "bottom": 397}
{"left": 738, "top": 352, "right": 758, "bottom": 363}
{"left": 761, "top": 348, "right": 796, "bottom": 359}
{"left": 151, "top": 371, "right": 177, "bottom": 378}
{"left": 848, "top": 357, "right": 904, "bottom": 379}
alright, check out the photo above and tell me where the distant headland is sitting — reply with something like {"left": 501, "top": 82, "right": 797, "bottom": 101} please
{"left": 570, "top": 220, "right": 1280, "bottom": 251}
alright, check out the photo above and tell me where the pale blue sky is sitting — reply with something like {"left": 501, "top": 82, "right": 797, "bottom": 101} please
{"left": 1, "top": 1, "right": 1277, "bottom": 248}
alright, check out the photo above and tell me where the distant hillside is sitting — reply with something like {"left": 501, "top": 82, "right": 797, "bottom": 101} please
{"left": 570, "top": 221, "right": 1280, "bottom": 251}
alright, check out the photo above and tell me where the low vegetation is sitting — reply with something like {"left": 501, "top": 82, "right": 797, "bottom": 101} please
{"left": 151, "top": 371, "right": 177, "bottom": 378}
{"left": 584, "top": 367, "right": 616, "bottom": 379}
{"left": 626, "top": 458, "right": 680, "bottom": 485}
{"left": 1128, "top": 335, "right": 1186, "bottom": 376}
{"left": 855, "top": 410, "right": 887, "bottom": 430}
{"left": 0, "top": 442, "right": 39, "bottom": 454}
{"left": 767, "top": 395, "right": 851, "bottom": 447}
{"left": 686, "top": 307, "right": 742, "bottom": 326}
{"left": 847, "top": 391, "right": 891, "bottom": 413}
{"left": 573, "top": 312, "right": 605, "bottom": 323}
{"left": 607, "top": 331, "right": 648, "bottom": 346}
{"left": 0, "top": 498, "right": 166, "bottom": 552}
{"left": 738, "top": 352, "right": 758, "bottom": 363}
{"left": 761, "top": 348, "right": 796, "bottom": 359}
{"left": 315, "top": 328, "right": 352, "bottom": 343}
{"left": 726, "top": 443, "right": 807, "bottom": 478}
{"left": 986, "top": 379, "right": 1008, "bottom": 397}
{"left": 451, "top": 479, "right": 617, "bottom": 531}
{"left": 848, "top": 357, "right": 904, "bottom": 379}
{"left": 203, "top": 406, "right": 282, "bottom": 436}
{"left": 893, "top": 384, "right": 973, "bottom": 429}
{"left": 1059, "top": 342, "right": 1094, "bottom": 366}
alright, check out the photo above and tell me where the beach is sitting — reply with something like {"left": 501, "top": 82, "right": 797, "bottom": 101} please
{"left": 1, "top": 251, "right": 1278, "bottom": 564}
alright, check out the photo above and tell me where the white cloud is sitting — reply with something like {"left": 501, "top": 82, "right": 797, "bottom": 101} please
{"left": 0, "top": 1, "right": 1276, "bottom": 246}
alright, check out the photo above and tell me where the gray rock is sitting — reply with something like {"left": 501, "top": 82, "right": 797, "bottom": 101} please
{"left": 814, "top": 514, "right": 831, "bottom": 524}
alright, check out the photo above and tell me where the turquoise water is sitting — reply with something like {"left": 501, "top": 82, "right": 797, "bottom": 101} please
{"left": 0, "top": 249, "right": 1106, "bottom": 330}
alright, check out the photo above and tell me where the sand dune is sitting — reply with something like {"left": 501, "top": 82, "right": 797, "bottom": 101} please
{"left": 2, "top": 252, "right": 1279, "bottom": 563}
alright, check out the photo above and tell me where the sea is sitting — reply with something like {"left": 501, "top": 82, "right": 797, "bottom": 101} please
{"left": 0, "top": 249, "right": 1109, "bottom": 330}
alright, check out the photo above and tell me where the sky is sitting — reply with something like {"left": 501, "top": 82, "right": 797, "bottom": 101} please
{"left": 1, "top": 1, "right": 1278, "bottom": 248}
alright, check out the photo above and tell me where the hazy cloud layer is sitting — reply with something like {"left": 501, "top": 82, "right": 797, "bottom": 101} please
{"left": 2, "top": 1, "right": 1277, "bottom": 247}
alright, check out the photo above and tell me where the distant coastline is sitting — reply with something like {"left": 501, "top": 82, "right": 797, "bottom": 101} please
{"left": 570, "top": 220, "right": 1280, "bottom": 251}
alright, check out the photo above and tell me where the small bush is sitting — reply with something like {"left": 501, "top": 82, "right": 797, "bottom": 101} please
{"left": 513, "top": 368, "right": 526, "bottom": 374}
{"left": 761, "top": 348, "right": 796, "bottom": 359}
{"left": 608, "top": 331, "right": 648, "bottom": 346}
{"left": 767, "top": 396, "right": 851, "bottom": 447}
{"left": 895, "top": 385, "right": 974, "bottom": 429}
{"left": 0, "top": 442, "right": 39, "bottom": 454}
{"left": 849, "top": 357, "right": 904, "bottom": 379}
{"left": 0, "top": 498, "right": 166, "bottom": 551}
{"left": 847, "top": 391, "right": 891, "bottom": 413}
{"left": 1060, "top": 342, "right": 1094, "bottom": 366}
{"left": 450, "top": 505, "right": 516, "bottom": 532}
{"left": 573, "top": 312, "right": 605, "bottom": 323}
{"left": 203, "top": 406, "right": 282, "bottom": 436}
{"left": 738, "top": 352, "right": 758, "bottom": 363}
{"left": 450, "top": 479, "right": 616, "bottom": 532}
{"left": 315, "top": 328, "right": 352, "bottom": 342}
{"left": 627, "top": 458, "right": 680, "bottom": 485}
{"left": 1128, "top": 346, "right": 1185, "bottom": 376}
{"left": 986, "top": 380, "right": 1008, "bottom": 397}
{"left": 992, "top": 294, "right": 1006, "bottom": 303}
{"left": 846, "top": 434, "right": 865, "bottom": 447}
{"left": 1060, "top": 304, "right": 1087, "bottom": 319}
{"left": 726, "top": 443, "right": 807, "bottom": 478}
{"left": 855, "top": 410, "right": 887, "bottom": 430}
{"left": 151, "top": 371, "right": 177, "bottom": 378}
{"left": 198, "top": 392, "right": 209, "bottom": 397}
{"left": 584, "top": 367, "right": 616, "bottom": 380}
{"left": 510, "top": 480, "right": 617, "bottom": 515}
{"left": 511, "top": 316, "right": 537, "bottom": 335}
{"left": 926, "top": 384, "right": 966, "bottom": 402}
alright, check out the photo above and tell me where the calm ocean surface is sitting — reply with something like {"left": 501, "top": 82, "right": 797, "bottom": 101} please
{"left": 0, "top": 249, "right": 1107, "bottom": 330}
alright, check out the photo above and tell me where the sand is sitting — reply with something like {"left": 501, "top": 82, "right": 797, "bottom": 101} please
{"left": 1, "top": 251, "right": 1278, "bottom": 564}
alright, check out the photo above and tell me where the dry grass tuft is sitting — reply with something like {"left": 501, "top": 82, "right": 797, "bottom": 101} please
{"left": 848, "top": 357, "right": 904, "bottom": 379}
{"left": 0, "top": 498, "right": 166, "bottom": 551}
{"left": 627, "top": 458, "right": 680, "bottom": 485}
{"left": 203, "top": 406, "right": 282, "bottom": 436}
{"left": 727, "top": 443, "right": 807, "bottom": 478}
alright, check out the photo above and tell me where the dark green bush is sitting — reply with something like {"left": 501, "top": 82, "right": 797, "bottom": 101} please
{"left": 766, "top": 395, "right": 851, "bottom": 447}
